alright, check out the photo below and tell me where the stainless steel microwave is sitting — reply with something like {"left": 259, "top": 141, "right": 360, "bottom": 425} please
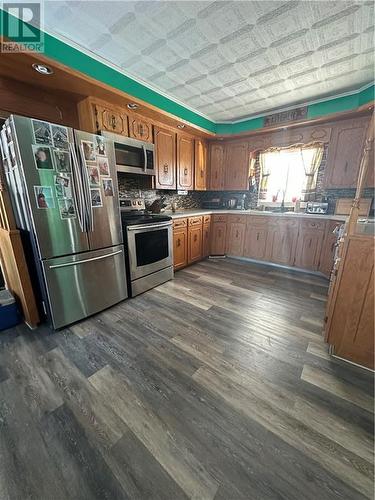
{"left": 101, "top": 131, "right": 155, "bottom": 176}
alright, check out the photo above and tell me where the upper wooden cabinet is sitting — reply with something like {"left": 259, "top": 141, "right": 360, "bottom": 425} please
{"left": 177, "top": 134, "right": 194, "bottom": 190}
{"left": 78, "top": 98, "right": 129, "bottom": 135}
{"left": 128, "top": 115, "right": 153, "bottom": 142}
{"left": 224, "top": 142, "right": 249, "bottom": 191}
{"left": 209, "top": 143, "right": 225, "bottom": 190}
{"left": 154, "top": 126, "right": 176, "bottom": 190}
{"left": 324, "top": 117, "right": 369, "bottom": 188}
{"left": 194, "top": 139, "right": 208, "bottom": 191}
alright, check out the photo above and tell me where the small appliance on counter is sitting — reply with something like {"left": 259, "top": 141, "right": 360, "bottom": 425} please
{"left": 120, "top": 198, "right": 173, "bottom": 297}
{"left": 224, "top": 194, "right": 246, "bottom": 210}
{"left": 202, "top": 197, "right": 223, "bottom": 209}
{"left": 305, "top": 202, "right": 328, "bottom": 214}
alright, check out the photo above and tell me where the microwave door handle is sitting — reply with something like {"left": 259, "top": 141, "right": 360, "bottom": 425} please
{"left": 69, "top": 143, "right": 85, "bottom": 232}
{"left": 143, "top": 144, "right": 147, "bottom": 173}
{"left": 79, "top": 144, "right": 94, "bottom": 232}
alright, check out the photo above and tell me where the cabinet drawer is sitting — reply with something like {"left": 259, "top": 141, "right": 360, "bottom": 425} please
{"left": 173, "top": 218, "right": 187, "bottom": 229}
{"left": 299, "top": 219, "right": 326, "bottom": 231}
{"left": 248, "top": 216, "right": 270, "bottom": 227}
{"left": 212, "top": 214, "right": 227, "bottom": 223}
{"left": 189, "top": 216, "right": 203, "bottom": 226}
{"left": 203, "top": 214, "right": 211, "bottom": 224}
{"left": 228, "top": 214, "right": 247, "bottom": 224}
{"left": 270, "top": 217, "right": 299, "bottom": 228}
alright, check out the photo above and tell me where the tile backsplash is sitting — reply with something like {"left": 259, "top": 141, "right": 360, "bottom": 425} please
{"left": 117, "top": 145, "right": 374, "bottom": 215}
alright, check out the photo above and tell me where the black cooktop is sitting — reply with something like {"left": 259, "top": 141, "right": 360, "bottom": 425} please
{"left": 120, "top": 211, "right": 172, "bottom": 227}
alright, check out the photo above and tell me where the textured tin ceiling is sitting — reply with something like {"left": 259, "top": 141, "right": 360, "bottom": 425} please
{"left": 41, "top": 1, "right": 374, "bottom": 122}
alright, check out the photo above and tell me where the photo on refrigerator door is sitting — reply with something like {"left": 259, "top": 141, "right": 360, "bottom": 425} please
{"left": 102, "top": 178, "right": 114, "bottom": 197}
{"left": 58, "top": 198, "right": 76, "bottom": 219}
{"left": 88, "top": 166, "right": 100, "bottom": 187}
{"left": 34, "top": 186, "right": 55, "bottom": 209}
{"left": 97, "top": 156, "right": 110, "bottom": 176}
{"left": 53, "top": 149, "right": 71, "bottom": 173}
{"left": 51, "top": 125, "right": 69, "bottom": 150}
{"left": 81, "top": 140, "right": 96, "bottom": 162}
{"left": 32, "top": 119, "right": 52, "bottom": 146}
{"left": 32, "top": 145, "right": 54, "bottom": 170}
{"left": 95, "top": 136, "right": 106, "bottom": 156}
{"left": 54, "top": 174, "right": 72, "bottom": 199}
{"left": 90, "top": 188, "right": 102, "bottom": 207}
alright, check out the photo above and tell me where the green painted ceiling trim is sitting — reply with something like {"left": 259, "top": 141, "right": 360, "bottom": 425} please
{"left": 1, "top": 8, "right": 374, "bottom": 136}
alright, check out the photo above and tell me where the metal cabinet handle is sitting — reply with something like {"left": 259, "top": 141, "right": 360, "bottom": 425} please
{"left": 111, "top": 115, "right": 116, "bottom": 129}
{"left": 344, "top": 161, "right": 348, "bottom": 172}
{"left": 177, "top": 238, "right": 181, "bottom": 247}
{"left": 194, "top": 234, "right": 198, "bottom": 242}
{"left": 256, "top": 232, "right": 259, "bottom": 241}
{"left": 308, "top": 238, "right": 312, "bottom": 248}
{"left": 163, "top": 164, "right": 168, "bottom": 173}
{"left": 235, "top": 230, "right": 239, "bottom": 238}
{"left": 200, "top": 169, "right": 204, "bottom": 178}
{"left": 184, "top": 168, "right": 188, "bottom": 176}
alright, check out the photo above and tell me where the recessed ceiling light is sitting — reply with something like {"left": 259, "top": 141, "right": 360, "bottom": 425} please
{"left": 32, "top": 63, "right": 54, "bottom": 75}
{"left": 127, "top": 103, "right": 139, "bottom": 110}
{"left": 177, "top": 124, "right": 185, "bottom": 129}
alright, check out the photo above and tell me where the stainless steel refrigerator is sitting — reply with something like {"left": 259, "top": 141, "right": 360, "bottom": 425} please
{"left": 0, "top": 114, "right": 128, "bottom": 329}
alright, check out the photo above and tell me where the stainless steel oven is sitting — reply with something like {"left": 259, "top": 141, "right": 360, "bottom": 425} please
{"left": 101, "top": 131, "right": 155, "bottom": 175}
{"left": 120, "top": 198, "right": 173, "bottom": 297}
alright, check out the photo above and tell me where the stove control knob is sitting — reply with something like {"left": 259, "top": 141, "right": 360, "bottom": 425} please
{"left": 138, "top": 201, "right": 142, "bottom": 205}
{"left": 132, "top": 201, "right": 136, "bottom": 206}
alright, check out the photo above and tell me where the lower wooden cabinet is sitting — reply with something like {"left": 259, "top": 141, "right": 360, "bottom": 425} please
{"left": 173, "top": 218, "right": 187, "bottom": 271}
{"left": 226, "top": 222, "right": 246, "bottom": 256}
{"left": 294, "top": 228, "right": 325, "bottom": 271}
{"left": 188, "top": 225, "right": 203, "bottom": 264}
{"left": 243, "top": 224, "right": 269, "bottom": 260}
{"left": 211, "top": 222, "right": 227, "bottom": 255}
{"left": 268, "top": 221, "right": 299, "bottom": 266}
{"left": 202, "top": 223, "right": 211, "bottom": 258}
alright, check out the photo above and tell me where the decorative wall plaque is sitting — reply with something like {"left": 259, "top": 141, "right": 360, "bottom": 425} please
{"left": 263, "top": 107, "right": 308, "bottom": 127}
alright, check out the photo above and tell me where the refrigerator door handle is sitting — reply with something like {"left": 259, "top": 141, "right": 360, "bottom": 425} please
{"left": 48, "top": 249, "right": 123, "bottom": 269}
{"left": 79, "top": 144, "right": 94, "bottom": 232}
{"left": 143, "top": 144, "right": 147, "bottom": 173}
{"left": 69, "top": 143, "right": 86, "bottom": 232}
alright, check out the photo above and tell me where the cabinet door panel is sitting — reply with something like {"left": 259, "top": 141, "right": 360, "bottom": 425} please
{"left": 155, "top": 126, "right": 176, "bottom": 190}
{"left": 95, "top": 104, "right": 128, "bottom": 136}
{"left": 202, "top": 223, "right": 211, "bottom": 258}
{"left": 294, "top": 230, "right": 324, "bottom": 270}
{"left": 325, "top": 118, "right": 368, "bottom": 188}
{"left": 210, "top": 222, "right": 227, "bottom": 255}
{"left": 269, "top": 227, "right": 298, "bottom": 265}
{"left": 194, "top": 139, "right": 207, "bottom": 190}
{"left": 243, "top": 225, "right": 269, "bottom": 260}
{"left": 173, "top": 228, "right": 187, "bottom": 270}
{"left": 128, "top": 116, "right": 153, "bottom": 142}
{"left": 188, "top": 226, "right": 203, "bottom": 263}
{"left": 225, "top": 142, "right": 249, "bottom": 191}
{"left": 226, "top": 223, "right": 245, "bottom": 256}
{"left": 209, "top": 143, "right": 225, "bottom": 190}
{"left": 177, "top": 135, "right": 194, "bottom": 190}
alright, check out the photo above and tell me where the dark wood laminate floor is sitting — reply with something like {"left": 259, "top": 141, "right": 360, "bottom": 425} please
{"left": 0, "top": 259, "right": 373, "bottom": 500}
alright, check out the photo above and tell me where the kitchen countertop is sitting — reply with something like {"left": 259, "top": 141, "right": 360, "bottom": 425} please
{"left": 164, "top": 209, "right": 347, "bottom": 222}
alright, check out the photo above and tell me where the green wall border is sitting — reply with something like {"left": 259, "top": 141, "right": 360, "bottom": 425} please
{"left": 1, "top": 8, "right": 374, "bottom": 135}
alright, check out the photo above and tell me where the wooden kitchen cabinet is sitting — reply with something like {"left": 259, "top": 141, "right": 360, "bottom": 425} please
{"left": 268, "top": 220, "right": 299, "bottom": 266}
{"left": 226, "top": 222, "right": 246, "bottom": 256}
{"left": 224, "top": 142, "right": 249, "bottom": 191}
{"left": 209, "top": 143, "right": 225, "bottom": 190}
{"left": 154, "top": 126, "right": 176, "bottom": 190}
{"left": 177, "top": 134, "right": 194, "bottom": 190}
{"left": 294, "top": 220, "right": 326, "bottom": 271}
{"left": 194, "top": 139, "right": 208, "bottom": 191}
{"left": 128, "top": 115, "right": 153, "bottom": 142}
{"left": 78, "top": 98, "right": 129, "bottom": 135}
{"left": 243, "top": 221, "right": 270, "bottom": 261}
{"left": 211, "top": 222, "right": 227, "bottom": 255}
{"left": 202, "top": 221, "right": 211, "bottom": 258}
{"left": 319, "top": 220, "right": 341, "bottom": 277}
{"left": 173, "top": 218, "right": 188, "bottom": 270}
{"left": 188, "top": 218, "right": 203, "bottom": 264}
{"left": 324, "top": 117, "right": 369, "bottom": 188}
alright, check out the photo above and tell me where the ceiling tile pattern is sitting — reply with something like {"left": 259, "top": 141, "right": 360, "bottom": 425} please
{"left": 41, "top": 1, "right": 374, "bottom": 122}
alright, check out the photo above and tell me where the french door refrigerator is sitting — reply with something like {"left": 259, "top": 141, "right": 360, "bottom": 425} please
{"left": 0, "top": 114, "right": 128, "bottom": 329}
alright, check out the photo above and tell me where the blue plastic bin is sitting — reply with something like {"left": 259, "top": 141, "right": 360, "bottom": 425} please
{"left": 0, "top": 290, "right": 20, "bottom": 331}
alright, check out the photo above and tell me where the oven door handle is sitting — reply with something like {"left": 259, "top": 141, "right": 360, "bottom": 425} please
{"left": 127, "top": 221, "right": 172, "bottom": 231}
